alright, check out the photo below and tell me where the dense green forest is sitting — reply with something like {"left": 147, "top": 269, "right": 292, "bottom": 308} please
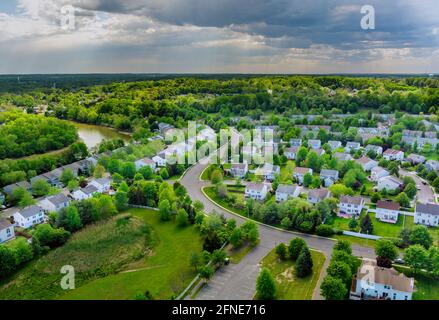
{"left": 0, "top": 111, "right": 77, "bottom": 159}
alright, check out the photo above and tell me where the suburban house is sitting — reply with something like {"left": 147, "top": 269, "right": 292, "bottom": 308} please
{"left": 13, "top": 205, "right": 46, "bottom": 229}
{"left": 230, "top": 163, "right": 248, "bottom": 178}
{"left": 275, "top": 184, "right": 301, "bottom": 202}
{"left": 333, "top": 152, "right": 353, "bottom": 162}
{"left": 376, "top": 200, "right": 400, "bottom": 224}
{"left": 314, "top": 148, "right": 325, "bottom": 157}
{"left": 256, "top": 163, "right": 280, "bottom": 181}
{"left": 357, "top": 156, "right": 378, "bottom": 172}
{"left": 320, "top": 169, "right": 339, "bottom": 187}
{"left": 89, "top": 178, "right": 112, "bottom": 193}
{"left": 71, "top": 185, "right": 99, "bottom": 201}
{"left": 245, "top": 183, "right": 269, "bottom": 201}
{"left": 308, "top": 139, "right": 321, "bottom": 149}
{"left": 402, "top": 136, "right": 439, "bottom": 149}
{"left": 0, "top": 219, "right": 15, "bottom": 244}
{"left": 152, "top": 154, "right": 167, "bottom": 167}
{"left": 293, "top": 167, "right": 313, "bottom": 184}
{"left": 425, "top": 160, "right": 439, "bottom": 173}
{"left": 350, "top": 259, "right": 415, "bottom": 300}
{"left": 38, "top": 193, "right": 71, "bottom": 213}
{"left": 284, "top": 147, "right": 299, "bottom": 160}
{"left": 3, "top": 180, "right": 31, "bottom": 196}
{"left": 307, "top": 188, "right": 331, "bottom": 205}
{"left": 371, "top": 166, "right": 390, "bottom": 182}
{"left": 406, "top": 154, "right": 426, "bottom": 165}
{"left": 135, "top": 157, "right": 157, "bottom": 171}
{"left": 414, "top": 203, "right": 439, "bottom": 227}
{"left": 345, "top": 142, "right": 361, "bottom": 153}
{"left": 339, "top": 196, "right": 365, "bottom": 218}
{"left": 365, "top": 144, "right": 383, "bottom": 156}
{"left": 328, "top": 140, "right": 342, "bottom": 151}
{"left": 31, "top": 169, "right": 63, "bottom": 187}
{"left": 377, "top": 176, "right": 403, "bottom": 192}
{"left": 158, "top": 122, "right": 174, "bottom": 136}
{"left": 383, "top": 149, "right": 404, "bottom": 161}
{"left": 289, "top": 139, "right": 302, "bottom": 147}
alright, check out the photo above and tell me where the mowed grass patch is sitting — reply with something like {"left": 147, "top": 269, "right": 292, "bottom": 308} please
{"left": 59, "top": 208, "right": 203, "bottom": 300}
{"left": 260, "top": 249, "right": 325, "bottom": 300}
{"left": 394, "top": 267, "right": 439, "bottom": 300}
{"left": 0, "top": 214, "right": 150, "bottom": 300}
{"left": 204, "top": 186, "right": 248, "bottom": 216}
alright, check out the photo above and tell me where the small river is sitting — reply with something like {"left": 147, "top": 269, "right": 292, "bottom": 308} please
{"left": 70, "top": 122, "right": 131, "bottom": 149}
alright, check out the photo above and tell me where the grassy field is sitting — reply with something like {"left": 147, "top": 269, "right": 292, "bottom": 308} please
{"left": 60, "top": 209, "right": 203, "bottom": 300}
{"left": 0, "top": 209, "right": 203, "bottom": 300}
{"left": 260, "top": 248, "right": 326, "bottom": 300}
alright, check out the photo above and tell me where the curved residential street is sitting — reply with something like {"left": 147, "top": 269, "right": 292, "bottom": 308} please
{"left": 180, "top": 153, "right": 376, "bottom": 300}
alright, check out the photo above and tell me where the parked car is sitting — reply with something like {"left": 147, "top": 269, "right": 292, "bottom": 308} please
{"left": 394, "top": 258, "right": 405, "bottom": 265}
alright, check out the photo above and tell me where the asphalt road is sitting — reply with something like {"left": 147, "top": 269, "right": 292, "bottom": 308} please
{"left": 180, "top": 154, "right": 376, "bottom": 300}
{"left": 399, "top": 168, "right": 437, "bottom": 204}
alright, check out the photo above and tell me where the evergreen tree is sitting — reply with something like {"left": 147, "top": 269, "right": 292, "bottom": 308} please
{"left": 256, "top": 268, "right": 277, "bottom": 300}
{"left": 295, "top": 246, "right": 313, "bottom": 278}
{"left": 360, "top": 213, "right": 373, "bottom": 234}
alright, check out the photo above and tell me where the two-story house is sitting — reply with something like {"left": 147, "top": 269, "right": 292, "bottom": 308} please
{"left": 308, "top": 139, "right": 321, "bottom": 150}
{"left": 364, "top": 144, "right": 383, "bottom": 156}
{"left": 13, "top": 205, "right": 46, "bottom": 229}
{"left": 328, "top": 141, "right": 342, "bottom": 151}
{"left": 38, "top": 193, "right": 71, "bottom": 213}
{"left": 275, "top": 184, "right": 300, "bottom": 202}
{"left": 293, "top": 167, "right": 313, "bottom": 185}
{"left": 230, "top": 163, "right": 248, "bottom": 178}
{"left": 357, "top": 156, "right": 378, "bottom": 172}
{"left": 284, "top": 147, "right": 299, "bottom": 160}
{"left": 376, "top": 200, "right": 400, "bottom": 224}
{"left": 414, "top": 203, "right": 439, "bottom": 227}
{"left": 307, "top": 188, "right": 331, "bottom": 205}
{"left": 135, "top": 157, "right": 157, "bottom": 171}
{"left": 383, "top": 149, "right": 404, "bottom": 161}
{"left": 339, "top": 196, "right": 365, "bottom": 218}
{"left": 245, "top": 183, "right": 269, "bottom": 201}
{"left": 345, "top": 142, "right": 361, "bottom": 153}
{"left": 377, "top": 176, "right": 403, "bottom": 192}
{"left": 0, "top": 219, "right": 15, "bottom": 244}
{"left": 371, "top": 166, "right": 390, "bottom": 182}
{"left": 320, "top": 169, "right": 339, "bottom": 187}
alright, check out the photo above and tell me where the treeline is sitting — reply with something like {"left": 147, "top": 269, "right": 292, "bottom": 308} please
{"left": 0, "top": 111, "right": 78, "bottom": 159}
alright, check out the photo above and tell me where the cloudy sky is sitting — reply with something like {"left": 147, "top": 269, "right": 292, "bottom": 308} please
{"left": 0, "top": 0, "right": 438, "bottom": 74}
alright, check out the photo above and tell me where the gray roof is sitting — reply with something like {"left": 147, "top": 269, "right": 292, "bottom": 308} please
{"left": 18, "top": 205, "right": 43, "bottom": 218}
{"left": 320, "top": 169, "right": 339, "bottom": 178}
{"left": 93, "top": 178, "right": 111, "bottom": 186}
{"left": 3, "top": 181, "right": 31, "bottom": 194}
{"left": 83, "top": 185, "right": 99, "bottom": 195}
{"left": 246, "top": 183, "right": 267, "bottom": 192}
{"left": 340, "top": 196, "right": 364, "bottom": 205}
{"left": 46, "top": 193, "right": 70, "bottom": 206}
{"left": 416, "top": 203, "right": 439, "bottom": 216}
{"left": 276, "top": 184, "right": 299, "bottom": 195}
{"left": 308, "top": 188, "right": 330, "bottom": 200}
{"left": 0, "top": 219, "right": 12, "bottom": 231}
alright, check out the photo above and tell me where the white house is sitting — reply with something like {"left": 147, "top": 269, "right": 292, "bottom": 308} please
{"left": 230, "top": 163, "right": 248, "bottom": 178}
{"left": 72, "top": 185, "right": 99, "bottom": 201}
{"left": 339, "top": 196, "right": 365, "bottom": 218}
{"left": 308, "top": 188, "right": 331, "bottom": 205}
{"left": 357, "top": 156, "right": 378, "bottom": 172}
{"left": 383, "top": 149, "right": 404, "bottom": 161}
{"left": 425, "top": 160, "right": 439, "bottom": 173}
{"left": 333, "top": 152, "right": 353, "bottom": 162}
{"left": 320, "top": 169, "right": 339, "bottom": 187}
{"left": 293, "top": 167, "right": 313, "bottom": 184}
{"left": 290, "top": 139, "right": 302, "bottom": 147}
{"left": 308, "top": 139, "right": 321, "bottom": 149}
{"left": 38, "top": 193, "right": 71, "bottom": 213}
{"left": 13, "top": 205, "right": 46, "bottom": 229}
{"left": 152, "top": 154, "right": 167, "bottom": 167}
{"left": 284, "top": 147, "right": 299, "bottom": 160}
{"left": 350, "top": 259, "right": 414, "bottom": 300}
{"left": 328, "top": 141, "right": 342, "bottom": 151}
{"left": 406, "top": 154, "right": 426, "bottom": 165}
{"left": 376, "top": 200, "right": 400, "bottom": 224}
{"left": 245, "top": 183, "right": 269, "bottom": 201}
{"left": 0, "top": 219, "right": 15, "bottom": 244}
{"left": 89, "top": 178, "right": 112, "bottom": 193}
{"left": 135, "top": 158, "right": 157, "bottom": 171}
{"left": 345, "top": 142, "right": 361, "bottom": 153}
{"left": 256, "top": 163, "right": 280, "bottom": 181}
{"left": 365, "top": 145, "right": 383, "bottom": 156}
{"left": 276, "top": 184, "right": 300, "bottom": 202}
{"left": 377, "top": 176, "right": 403, "bottom": 192}
{"left": 414, "top": 203, "right": 439, "bottom": 227}
{"left": 371, "top": 166, "right": 390, "bottom": 182}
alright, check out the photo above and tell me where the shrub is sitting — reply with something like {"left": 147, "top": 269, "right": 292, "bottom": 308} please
{"left": 316, "top": 225, "right": 335, "bottom": 237}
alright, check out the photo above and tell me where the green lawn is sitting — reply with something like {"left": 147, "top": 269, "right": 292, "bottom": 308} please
{"left": 60, "top": 209, "right": 203, "bottom": 300}
{"left": 226, "top": 243, "right": 257, "bottom": 264}
{"left": 279, "top": 161, "right": 296, "bottom": 183}
{"left": 0, "top": 209, "right": 203, "bottom": 300}
{"left": 260, "top": 248, "right": 326, "bottom": 300}
{"left": 204, "top": 186, "right": 248, "bottom": 216}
